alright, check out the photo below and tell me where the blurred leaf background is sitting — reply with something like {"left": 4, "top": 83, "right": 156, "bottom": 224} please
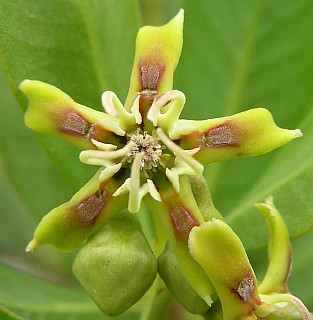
{"left": 0, "top": 0, "right": 313, "bottom": 319}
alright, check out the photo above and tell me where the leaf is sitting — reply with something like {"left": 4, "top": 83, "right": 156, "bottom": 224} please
{"left": 0, "top": 0, "right": 141, "bottom": 191}
{"left": 0, "top": 263, "right": 139, "bottom": 320}
{"left": 176, "top": 0, "right": 313, "bottom": 308}
{"left": 177, "top": 0, "right": 313, "bottom": 245}
{"left": 0, "top": 0, "right": 142, "bottom": 317}
{"left": 0, "top": 305, "right": 23, "bottom": 320}
{"left": 0, "top": 66, "right": 75, "bottom": 282}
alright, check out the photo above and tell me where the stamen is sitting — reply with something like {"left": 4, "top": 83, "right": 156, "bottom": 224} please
{"left": 130, "top": 95, "right": 142, "bottom": 124}
{"left": 112, "top": 178, "right": 131, "bottom": 197}
{"left": 125, "top": 131, "right": 163, "bottom": 171}
{"left": 91, "top": 139, "right": 117, "bottom": 151}
{"left": 96, "top": 117, "right": 125, "bottom": 136}
{"left": 101, "top": 91, "right": 140, "bottom": 130}
{"left": 156, "top": 127, "right": 203, "bottom": 176}
{"left": 147, "top": 90, "right": 185, "bottom": 132}
{"left": 80, "top": 143, "right": 135, "bottom": 164}
{"left": 147, "top": 179, "right": 161, "bottom": 202}
{"left": 128, "top": 152, "right": 144, "bottom": 213}
{"left": 101, "top": 91, "right": 120, "bottom": 116}
{"left": 99, "top": 163, "right": 122, "bottom": 183}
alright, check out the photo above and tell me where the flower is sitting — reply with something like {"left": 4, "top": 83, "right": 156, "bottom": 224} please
{"left": 20, "top": 9, "right": 307, "bottom": 318}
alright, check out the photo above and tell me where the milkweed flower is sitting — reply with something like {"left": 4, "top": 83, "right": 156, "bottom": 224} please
{"left": 20, "top": 9, "right": 309, "bottom": 318}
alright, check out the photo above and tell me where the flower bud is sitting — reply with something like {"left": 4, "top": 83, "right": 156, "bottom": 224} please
{"left": 158, "top": 241, "right": 209, "bottom": 314}
{"left": 72, "top": 213, "right": 157, "bottom": 316}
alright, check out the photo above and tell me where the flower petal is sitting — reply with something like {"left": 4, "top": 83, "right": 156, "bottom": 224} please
{"left": 146, "top": 174, "right": 215, "bottom": 307}
{"left": 124, "top": 9, "right": 184, "bottom": 110}
{"left": 255, "top": 197, "right": 292, "bottom": 294}
{"left": 19, "top": 80, "right": 123, "bottom": 149}
{"left": 26, "top": 168, "right": 129, "bottom": 252}
{"left": 173, "top": 108, "right": 302, "bottom": 164}
{"left": 189, "top": 219, "right": 261, "bottom": 319}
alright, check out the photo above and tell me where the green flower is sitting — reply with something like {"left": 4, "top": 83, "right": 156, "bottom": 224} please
{"left": 20, "top": 9, "right": 306, "bottom": 318}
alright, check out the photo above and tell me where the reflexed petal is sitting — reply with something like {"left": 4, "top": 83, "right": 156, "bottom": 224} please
{"left": 124, "top": 9, "right": 184, "bottom": 109}
{"left": 173, "top": 108, "right": 302, "bottom": 164}
{"left": 26, "top": 168, "right": 128, "bottom": 252}
{"left": 189, "top": 219, "right": 261, "bottom": 319}
{"left": 256, "top": 197, "right": 292, "bottom": 294}
{"left": 19, "top": 80, "right": 123, "bottom": 149}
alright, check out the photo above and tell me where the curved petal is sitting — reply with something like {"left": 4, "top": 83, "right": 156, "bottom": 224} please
{"left": 124, "top": 9, "right": 184, "bottom": 110}
{"left": 26, "top": 168, "right": 129, "bottom": 252}
{"left": 173, "top": 108, "right": 302, "bottom": 165}
{"left": 19, "top": 80, "right": 124, "bottom": 149}
{"left": 189, "top": 219, "right": 261, "bottom": 319}
{"left": 255, "top": 197, "right": 292, "bottom": 294}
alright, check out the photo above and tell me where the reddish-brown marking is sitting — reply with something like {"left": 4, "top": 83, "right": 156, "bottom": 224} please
{"left": 139, "top": 62, "right": 165, "bottom": 91}
{"left": 138, "top": 94, "right": 155, "bottom": 125}
{"left": 279, "top": 250, "right": 292, "bottom": 293}
{"left": 169, "top": 206, "right": 200, "bottom": 243}
{"left": 231, "top": 271, "right": 261, "bottom": 310}
{"left": 175, "top": 131, "right": 203, "bottom": 150}
{"left": 90, "top": 123, "right": 125, "bottom": 146}
{"left": 72, "top": 193, "right": 105, "bottom": 226}
{"left": 204, "top": 120, "right": 238, "bottom": 148}
{"left": 56, "top": 108, "right": 91, "bottom": 137}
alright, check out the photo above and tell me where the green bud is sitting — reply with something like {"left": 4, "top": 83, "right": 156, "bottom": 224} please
{"left": 189, "top": 219, "right": 261, "bottom": 320}
{"left": 72, "top": 213, "right": 157, "bottom": 316}
{"left": 158, "top": 241, "right": 209, "bottom": 314}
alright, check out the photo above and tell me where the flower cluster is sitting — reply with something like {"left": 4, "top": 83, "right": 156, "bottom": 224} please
{"left": 21, "top": 10, "right": 311, "bottom": 320}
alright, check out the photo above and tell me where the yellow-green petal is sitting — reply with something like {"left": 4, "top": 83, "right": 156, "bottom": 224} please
{"left": 174, "top": 108, "right": 302, "bottom": 165}
{"left": 26, "top": 169, "right": 128, "bottom": 252}
{"left": 20, "top": 80, "right": 122, "bottom": 149}
{"left": 189, "top": 219, "right": 261, "bottom": 320}
{"left": 146, "top": 174, "right": 215, "bottom": 306}
{"left": 124, "top": 9, "right": 184, "bottom": 110}
{"left": 255, "top": 197, "right": 292, "bottom": 294}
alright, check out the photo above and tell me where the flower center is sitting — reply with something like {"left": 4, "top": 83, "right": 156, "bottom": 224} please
{"left": 125, "top": 131, "right": 163, "bottom": 171}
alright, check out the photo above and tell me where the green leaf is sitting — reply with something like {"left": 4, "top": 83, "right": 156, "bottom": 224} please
{"left": 0, "top": 67, "right": 75, "bottom": 281}
{"left": 177, "top": 0, "right": 313, "bottom": 245}
{"left": 0, "top": 0, "right": 141, "bottom": 191}
{"left": 0, "top": 0, "right": 142, "bottom": 317}
{"left": 0, "top": 305, "right": 23, "bottom": 320}
{"left": 0, "top": 263, "right": 139, "bottom": 320}
{"left": 176, "top": 0, "right": 313, "bottom": 308}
